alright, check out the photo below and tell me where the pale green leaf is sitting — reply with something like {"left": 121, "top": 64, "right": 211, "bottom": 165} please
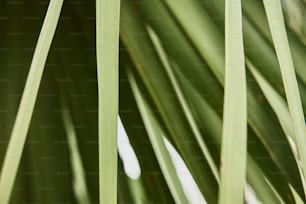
{"left": 0, "top": 1, "right": 64, "bottom": 203}
{"left": 218, "top": 0, "right": 247, "bottom": 203}
{"left": 263, "top": 0, "right": 306, "bottom": 196}
{"left": 96, "top": 0, "right": 121, "bottom": 203}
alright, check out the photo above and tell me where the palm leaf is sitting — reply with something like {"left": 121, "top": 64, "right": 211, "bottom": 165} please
{"left": 0, "top": 0, "right": 305, "bottom": 203}
{"left": 218, "top": 1, "right": 247, "bottom": 203}
{"left": 263, "top": 0, "right": 306, "bottom": 195}
{"left": 96, "top": 0, "right": 121, "bottom": 203}
{"left": 0, "top": 1, "right": 64, "bottom": 203}
{"left": 127, "top": 67, "right": 188, "bottom": 204}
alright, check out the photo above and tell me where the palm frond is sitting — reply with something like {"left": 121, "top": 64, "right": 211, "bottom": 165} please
{"left": 0, "top": 0, "right": 305, "bottom": 203}
{"left": 0, "top": 1, "right": 63, "bottom": 203}
{"left": 218, "top": 1, "right": 247, "bottom": 203}
{"left": 263, "top": 0, "right": 306, "bottom": 195}
{"left": 96, "top": 0, "right": 121, "bottom": 203}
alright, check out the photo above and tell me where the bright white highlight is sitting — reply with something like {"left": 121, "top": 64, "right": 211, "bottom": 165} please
{"left": 164, "top": 138, "right": 207, "bottom": 204}
{"left": 117, "top": 117, "right": 141, "bottom": 180}
{"left": 245, "top": 184, "right": 262, "bottom": 204}
{"left": 118, "top": 116, "right": 263, "bottom": 203}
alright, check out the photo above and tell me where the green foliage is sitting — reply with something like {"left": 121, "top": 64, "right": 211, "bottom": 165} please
{"left": 0, "top": 0, "right": 305, "bottom": 203}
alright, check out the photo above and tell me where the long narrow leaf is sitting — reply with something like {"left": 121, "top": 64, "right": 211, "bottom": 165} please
{"left": 61, "top": 107, "right": 91, "bottom": 204}
{"left": 147, "top": 27, "right": 219, "bottom": 182}
{"left": 96, "top": 0, "right": 121, "bottom": 203}
{"left": 128, "top": 68, "right": 189, "bottom": 204}
{"left": 248, "top": 60, "right": 293, "bottom": 140}
{"left": 0, "top": 1, "right": 64, "bottom": 203}
{"left": 119, "top": 61, "right": 175, "bottom": 203}
{"left": 242, "top": 0, "right": 306, "bottom": 92}
{"left": 262, "top": 0, "right": 306, "bottom": 196}
{"left": 219, "top": 1, "right": 247, "bottom": 203}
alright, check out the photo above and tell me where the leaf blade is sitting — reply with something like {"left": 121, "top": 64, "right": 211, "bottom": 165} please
{"left": 262, "top": 0, "right": 306, "bottom": 196}
{"left": 147, "top": 26, "right": 219, "bottom": 182}
{"left": 96, "top": 0, "right": 121, "bottom": 203}
{"left": 127, "top": 68, "right": 189, "bottom": 204}
{"left": 0, "top": 1, "right": 64, "bottom": 203}
{"left": 219, "top": 1, "right": 247, "bottom": 203}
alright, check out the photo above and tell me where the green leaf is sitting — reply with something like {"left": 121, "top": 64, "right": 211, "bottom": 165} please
{"left": 119, "top": 62, "right": 175, "bottom": 203}
{"left": 242, "top": 0, "right": 306, "bottom": 97}
{"left": 164, "top": 0, "right": 303, "bottom": 198}
{"left": 0, "top": 1, "right": 64, "bottom": 203}
{"left": 147, "top": 26, "right": 219, "bottom": 182}
{"left": 174, "top": 65, "right": 295, "bottom": 203}
{"left": 263, "top": 0, "right": 306, "bottom": 196}
{"left": 163, "top": 0, "right": 224, "bottom": 83}
{"left": 218, "top": 1, "right": 247, "bottom": 203}
{"left": 127, "top": 67, "right": 189, "bottom": 204}
{"left": 61, "top": 105, "right": 91, "bottom": 204}
{"left": 96, "top": 0, "right": 121, "bottom": 203}
{"left": 120, "top": 2, "right": 219, "bottom": 202}
{"left": 248, "top": 60, "right": 293, "bottom": 141}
